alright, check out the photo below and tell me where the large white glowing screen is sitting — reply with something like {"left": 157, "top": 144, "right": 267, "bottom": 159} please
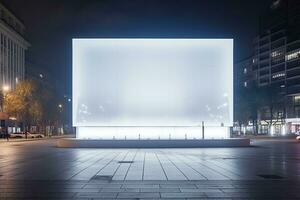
{"left": 73, "top": 39, "right": 233, "bottom": 129}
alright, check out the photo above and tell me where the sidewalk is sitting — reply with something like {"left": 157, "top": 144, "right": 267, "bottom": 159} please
{"left": 0, "top": 134, "right": 75, "bottom": 143}
{"left": 233, "top": 134, "right": 297, "bottom": 140}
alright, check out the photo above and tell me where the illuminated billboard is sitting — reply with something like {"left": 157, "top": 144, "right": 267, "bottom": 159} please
{"left": 73, "top": 39, "right": 233, "bottom": 139}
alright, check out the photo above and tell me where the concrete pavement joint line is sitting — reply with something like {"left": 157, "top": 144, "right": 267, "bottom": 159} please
{"left": 170, "top": 151, "right": 208, "bottom": 180}
{"left": 207, "top": 158, "right": 246, "bottom": 178}
{"left": 179, "top": 153, "right": 227, "bottom": 180}
{"left": 185, "top": 155, "right": 230, "bottom": 180}
{"left": 155, "top": 151, "right": 169, "bottom": 181}
{"left": 92, "top": 151, "right": 123, "bottom": 178}
{"left": 123, "top": 150, "right": 138, "bottom": 181}
{"left": 142, "top": 150, "right": 146, "bottom": 180}
{"left": 53, "top": 151, "right": 101, "bottom": 180}
{"left": 69, "top": 151, "right": 115, "bottom": 180}
{"left": 124, "top": 150, "right": 139, "bottom": 180}
{"left": 188, "top": 155, "right": 235, "bottom": 180}
{"left": 111, "top": 150, "right": 130, "bottom": 178}
{"left": 161, "top": 150, "right": 190, "bottom": 181}
{"left": 62, "top": 150, "right": 106, "bottom": 180}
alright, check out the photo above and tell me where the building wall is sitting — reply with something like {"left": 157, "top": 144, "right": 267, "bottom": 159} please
{"left": 0, "top": 3, "right": 29, "bottom": 91}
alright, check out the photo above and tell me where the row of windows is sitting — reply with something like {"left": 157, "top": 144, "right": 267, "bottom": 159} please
{"left": 272, "top": 73, "right": 285, "bottom": 79}
{"left": 271, "top": 49, "right": 284, "bottom": 58}
{"left": 256, "top": 48, "right": 300, "bottom": 70}
{"left": 286, "top": 49, "right": 300, "bottom": 61}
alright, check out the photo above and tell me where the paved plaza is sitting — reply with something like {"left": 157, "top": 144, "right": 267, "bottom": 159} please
{"left": 0, "top": 138, "right": 300, "bottom": 199}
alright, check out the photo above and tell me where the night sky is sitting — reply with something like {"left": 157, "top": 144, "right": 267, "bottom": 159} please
{"left": 2, "top": 0, "right": 273, "bottom": 95}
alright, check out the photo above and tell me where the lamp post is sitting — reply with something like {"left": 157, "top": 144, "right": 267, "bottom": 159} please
{"left": 0, "top": 85, "right": 10, "bottom": 135}
{"left": 0, "top": 85, "right": 10, "bottom": 112}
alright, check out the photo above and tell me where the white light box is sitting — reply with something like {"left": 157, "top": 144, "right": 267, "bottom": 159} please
{"left": 73, "top": 39, "right": 233, "bottom": 139}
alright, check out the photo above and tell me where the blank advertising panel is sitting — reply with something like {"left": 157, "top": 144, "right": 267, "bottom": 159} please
{"left": 73, "top": 39, "right": 233, "bottom": 139}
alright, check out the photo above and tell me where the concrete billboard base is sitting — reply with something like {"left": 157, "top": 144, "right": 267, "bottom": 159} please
{"left": 57, "top": 138, "right": 250, "bottom": 148}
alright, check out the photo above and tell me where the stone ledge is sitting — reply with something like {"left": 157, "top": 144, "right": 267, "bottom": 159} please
{"left": 57, "top": 138, "right": 250, "bottom": 148}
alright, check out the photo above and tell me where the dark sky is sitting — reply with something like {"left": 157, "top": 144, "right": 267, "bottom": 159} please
{"left": 2, "top": 0, "right": 272, "bottom": 95}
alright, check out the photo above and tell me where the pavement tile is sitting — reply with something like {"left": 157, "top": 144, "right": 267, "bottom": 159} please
{"left": 180, "top": 188, "right": 223, "bottom": 193}
{"left": 100, "top": 188, "right": 140, "bottom": 192}
{"left": 122, "top": 184, "right": 160, "bottom": 189}
{"left": 161, "top": 192, "right": 206, "bottom": 198}
{"left": 160, "top": 184, "right": 197, "bottom": 188}
{"left": 140, "top": 188, "right": 181, "bottom": 192}
{"left": 76, "top": 192, "right": 117, "bottom": 198}
{"left": 117, "top": 192, "right": 160, "bottom": 198}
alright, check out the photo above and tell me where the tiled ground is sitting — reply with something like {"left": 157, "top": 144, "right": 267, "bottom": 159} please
{"left": 0, "top": 138, "right": 300, "bottom": 199}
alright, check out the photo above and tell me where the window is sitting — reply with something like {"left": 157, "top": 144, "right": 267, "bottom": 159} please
{"left": 243, "top": 68, "right": 247, "bottom": 74}
{"left": 272, "top": 73, "right": 285, "bottom": 79}
{"left": 294, "top": 96, "right": 300, "bottom": 105}
{"left": 271, "top": 50, "right": 283, "bottom": 58}
{"left": 286, "top": 49, "right": 300, "bottom": 61}
{"left": 252, "top": 58, "right": 258, "bottom": 64}
{"left": 244, "top": 81, "right": 247, "bottom": 87}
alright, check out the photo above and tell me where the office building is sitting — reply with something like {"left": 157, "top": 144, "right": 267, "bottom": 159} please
{"left": 0, "top": 2, "right": 30, "bottom": 92}
{"left": 235, "top": 0, "right": 300, "bottom": 135}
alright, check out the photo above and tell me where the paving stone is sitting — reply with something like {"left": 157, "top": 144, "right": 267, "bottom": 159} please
{"left": 122, "top": 184, "right": 160, "bottom": 189}
{"left": 160, "top": 184, "right": 197, "bottom": 188}
{"left": 180, "top": 188, "right": 223, "bottom": 193}
{"left": 161, "top": 192, "right": 206, "bottom": 198}
{"left": 117, "top": 192, "right": 160, "bottom": 198}
{"left": 100, "top": 188, "right": 140, "bottom": 192}
{"left": 76, "top": 192, "right": 117, "bottom": 198}
{"left": 140, "top": 188, "right": 181, "bottom": 192}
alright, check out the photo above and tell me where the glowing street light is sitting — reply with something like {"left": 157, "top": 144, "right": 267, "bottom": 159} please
{"left": 2, "top": 85, "right": 10, "bottom": 93}
{"left": 9, "top": 116, "right": 17, "bottom": 121}
{"left": 1, "top": 85, "right": 10, "bottom": 112}
{"left": 58, "top": 104, "right": 63, "bottom": 109}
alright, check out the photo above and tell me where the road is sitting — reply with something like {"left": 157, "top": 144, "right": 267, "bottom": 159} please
{"left": 0, "top": 138, "right": 299, "bottom": 199}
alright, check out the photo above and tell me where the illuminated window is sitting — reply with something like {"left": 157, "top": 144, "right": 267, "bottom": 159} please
{"left": 244, "top": 81, "right": 247, "bottom": 87}
{"left": 243, "top": 68, "right": 247, "bottom": 74}
{"left": 252, "top": 58, "right": 258, "bottom": 64}
{"left": 271, "top": 50, "right": 283, "bottom": 58}
{"left": 272, "top": 73, "right": 285, "bottom": 79}
{"left": 286, "top": 49, "right": 300, "bottom": 61}
{"left": 294, "top": 96, "right": 300, "bottom": 105}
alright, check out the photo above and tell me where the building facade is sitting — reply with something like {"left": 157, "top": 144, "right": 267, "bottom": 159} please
{"left": 235, "top": 0, "right": 300, "bottom": 135}
{"left": 0, "top": 3, "right": 29, "bottom": 93}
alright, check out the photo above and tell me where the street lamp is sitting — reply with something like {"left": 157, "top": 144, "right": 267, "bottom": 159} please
{"left": 1, "top": 85, "right": 10, "bottom": 112}
{"left": 0, "top": 85, "right": 10, "bottom": 135}
{"left": 2, "top": 85, "right": 10, "bottom": 94}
